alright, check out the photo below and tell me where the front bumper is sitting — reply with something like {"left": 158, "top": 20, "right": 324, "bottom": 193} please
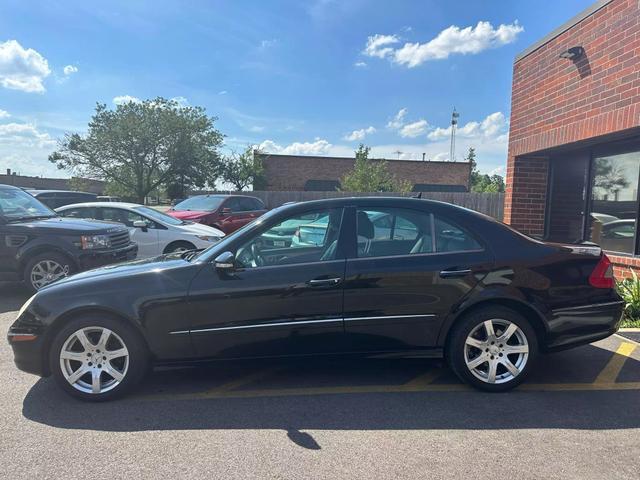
{"left": 545, "top": 300, "right": 625, "bottom": 351}
{"left": 76, "top": 243, "right": 138, "bottom": 270}
{"left": 7, "top": 329, "right": 48, "bottom": 376}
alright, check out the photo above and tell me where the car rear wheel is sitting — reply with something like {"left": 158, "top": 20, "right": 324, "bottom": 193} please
{"left": 447, "top": 306, "right": 538, "bottom": 392}
{"left": 49, "top": 314, "right": 149, "bottom": 401}
{"left": 163, "top": 241, "right": 196, "bottom": 254}
{"left": 23, "top": 252, "right": 76, "bottom": 293}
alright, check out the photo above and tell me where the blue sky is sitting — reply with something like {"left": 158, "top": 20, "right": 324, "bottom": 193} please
{"left": 0, "top": 0, "right": 594, "bottom": 179}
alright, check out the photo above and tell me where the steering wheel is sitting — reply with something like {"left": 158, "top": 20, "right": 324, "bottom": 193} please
{"left": 251, "top": 242, "right": 265, "bottom": 267}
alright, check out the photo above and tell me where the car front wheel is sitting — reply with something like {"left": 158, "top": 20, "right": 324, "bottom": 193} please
{"left": 23, "top": 252, "right": 75, "bottom": 293}
{"left": 447, "top": 306, "right": 538, "bottom": 392}
{"left": 49, "top": 314, "right": 149, "bottom": 401}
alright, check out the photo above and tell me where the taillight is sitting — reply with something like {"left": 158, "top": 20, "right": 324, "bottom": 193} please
{"left": 589, "top": 254, "right": 614, "bottom": 289}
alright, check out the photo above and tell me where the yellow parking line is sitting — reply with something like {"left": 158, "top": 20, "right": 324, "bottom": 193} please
{"left": 403, "top": 368, "right": 445, "bottom": 390}
{"left": 594, "top": 342, "right": 637, "bottom": 385}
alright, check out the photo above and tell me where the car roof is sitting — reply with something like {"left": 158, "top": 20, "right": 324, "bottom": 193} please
{"left": 187, "top": 194, "right": 261, "bottom": 199}
{"left": 28, "top": 189, "right": 96, "bottom": 195}
{"left": 56, "top": 202, "right": 147, "bottom": 210}
{"left": 0, "top": 184, "right": 21, "bottom": 190}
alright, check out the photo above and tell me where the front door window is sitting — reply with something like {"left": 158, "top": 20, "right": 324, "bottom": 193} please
{"left": 235, "top": 208, "right": 342, "bottom": 268}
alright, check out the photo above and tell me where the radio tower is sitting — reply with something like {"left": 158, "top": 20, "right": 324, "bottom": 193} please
{"left": 450, "top": 108, "right": 459, "bottom": 162}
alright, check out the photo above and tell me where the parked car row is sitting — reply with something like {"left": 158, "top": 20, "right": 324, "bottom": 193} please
{"left": 0, "top": 187, "right": 268, "bottom": 293}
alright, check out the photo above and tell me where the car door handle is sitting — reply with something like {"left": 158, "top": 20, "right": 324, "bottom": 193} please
{"left": 439, "top": 268, "right": 472, "bottom": 278}
{"left": 307, "top": 277, "right": 342, "bottom": 287}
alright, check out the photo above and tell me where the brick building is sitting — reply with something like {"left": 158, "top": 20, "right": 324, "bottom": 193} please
{"left": 0, "top": 169, "right": 105, "bottom": 194}
{"left": 505, "top": 0, "right": 640, "bottom": 278}
{"left": 257, "top": 153, "right": 471, "bottom": 192}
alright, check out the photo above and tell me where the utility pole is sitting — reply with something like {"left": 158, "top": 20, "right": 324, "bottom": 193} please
{"left": 393, "top": 150, "right": 403, "bottom": 160}
{"left": 450, "top": 108, "right": 459, "bottom": 162}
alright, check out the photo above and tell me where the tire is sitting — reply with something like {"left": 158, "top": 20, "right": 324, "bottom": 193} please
{"left": 163, "top": 241, "right": 196, "bottom": 254}
{"left": 447, "top": 306, "right": 538, "bottom": 392}
{"left": 48, "top": 313, "right": 149, "bottom": 401}
{"left": 23, "top": 251, "right": 76, "bottom": 294}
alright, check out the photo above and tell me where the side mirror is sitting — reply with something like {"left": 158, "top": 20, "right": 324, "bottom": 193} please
{"left": 214, "top": 251, "right": 235, "bottom": 271}
{"left": 221, "top": 207, "right": 232, "bottom": 216}
{"left": 133, "top": 220, "right": 148, "bottom": 232}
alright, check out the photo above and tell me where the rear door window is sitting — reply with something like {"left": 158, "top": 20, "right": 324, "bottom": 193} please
{"left": 434, "top": 216, "right": 482, "bottom": 252}
{"left": 356, "top": 208, "right": 431, "bottom": 258}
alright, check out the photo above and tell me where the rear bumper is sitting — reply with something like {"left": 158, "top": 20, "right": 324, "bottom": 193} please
{"left": 76, "top": 243, "right": 138, "bottom": 270}
{"left": 545, "top": 300, "right": 625, "bottom": 352}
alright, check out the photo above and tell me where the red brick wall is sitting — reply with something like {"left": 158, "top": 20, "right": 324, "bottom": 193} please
{"left": 259, "top": 154, "right": 471, "bottom": 191}
{"left": 506, "top": 0, "right": 640, "bottom": 235}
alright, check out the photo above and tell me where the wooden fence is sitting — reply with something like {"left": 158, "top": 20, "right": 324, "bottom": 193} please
{"left": 199, "top": 191, "right": 505, "bottom": 220}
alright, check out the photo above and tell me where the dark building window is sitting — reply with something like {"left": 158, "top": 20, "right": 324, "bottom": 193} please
{"left": 545, "top": 139, "right": 640, "bottom": 256}
{"left": 588, "top": 150, "right": 640, "bottom": 255}
{"left": 304, "top": 180, "right": 340, "bottom": 191}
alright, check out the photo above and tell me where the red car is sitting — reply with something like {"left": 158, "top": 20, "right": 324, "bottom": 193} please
{"left": 167, "top": 194, "right": 267, "bottom": 234}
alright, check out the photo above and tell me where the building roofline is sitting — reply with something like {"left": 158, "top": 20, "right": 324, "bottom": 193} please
{"left": 256, "top": 152, "right": 470, "bottom": 165}
{"left": 515, "top": 0, "right": 613, "bottom": 63}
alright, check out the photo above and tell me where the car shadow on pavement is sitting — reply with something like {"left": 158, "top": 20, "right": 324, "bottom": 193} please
{"left": 0, "top": 283, "right": 29, "bottom": 314}
{"left": 21, "top": 347, "right": 640, "bottom": 436}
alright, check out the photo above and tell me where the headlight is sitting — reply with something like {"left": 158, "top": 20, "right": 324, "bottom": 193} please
{"left": 17, "top": 294, "right": 36, "bottom": 319}
{"left": 80, "top": 234, "right": 111, "bottom": 249}
{"left": 196, "top": 235, "right": 220, "bottom": 242}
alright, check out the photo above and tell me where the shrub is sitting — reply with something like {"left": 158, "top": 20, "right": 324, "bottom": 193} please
{"left": 616, "top": 270, "right": 640, "bottom": 328}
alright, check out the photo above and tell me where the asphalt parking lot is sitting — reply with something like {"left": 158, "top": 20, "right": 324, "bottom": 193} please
{"left": 1, "top": 282, "right": 639, "bottom": 480}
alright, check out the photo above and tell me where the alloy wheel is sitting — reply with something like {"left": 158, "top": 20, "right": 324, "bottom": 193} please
{"left": 463, "top": 318, "right": 529, "bottom": 384}
{"left": 59, "top": 327, "right": 129, "bottom": 394}
{"left": 30, "top": 260, "right": 69, "bottom": 290}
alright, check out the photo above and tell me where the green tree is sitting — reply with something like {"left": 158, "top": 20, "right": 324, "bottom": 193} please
{"left": 340, "top": 144, "right": 412, "bottom": 193}
{"left": 67, "top": 176, "right": 90, "bottom": 192}
{"left": 466, "top": 147, "right": 505, "bottom": 193}
{"left": 49, "top": 97, "right": 224, "bottom": 203}
{"left": 220, "top": 147, "right": 265, "bottom": 191}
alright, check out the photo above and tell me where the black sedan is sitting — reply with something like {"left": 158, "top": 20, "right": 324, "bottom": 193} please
{"left": 8, "top": 197, "right": 624, "bottom": 400}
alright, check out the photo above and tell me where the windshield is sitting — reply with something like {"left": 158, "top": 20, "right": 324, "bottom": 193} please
{"left": 134, "top": 206, "right": 184, "bottom": 226}
{"left": 0, "top": 189, "right": 56, "bottom": 220}
{"left": 173, "top": 196, "right": 225, "bottom": 212}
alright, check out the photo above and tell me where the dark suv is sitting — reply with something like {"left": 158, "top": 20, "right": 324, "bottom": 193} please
{"left": 28, "top": 190, "right": 98, "bottom": 209}
{"left": 167, "top": 194, "right": 267, "bottom": 234}
{"left": 0, "top": 184, "right": 137, "bottom": 293}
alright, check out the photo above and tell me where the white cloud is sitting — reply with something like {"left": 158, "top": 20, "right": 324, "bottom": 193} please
{"left": 0, "top": 122, "right": 61, "bottom": 177}
{"left": 354, "top": 61, "right": 367, "bottom": 68}
{"left": 0, "top": 109, "right": 9, "bottom": 118}
{"left": 364, "top": 21, "right": 523, "bottom": 68}
{"left": 427, "top": 111, "right": 508, "bottom": 142}
{"left": 63, "top": 64, "right": 78, "bottom": 76}
{"left": 343, "top": 126, "right": 376, "bottom": 141}
{"left": 113, "top": 95, "right": 141, "bottom": 105}
{"left": 387, "top": 108, "right": 408, "bottom": 129}
{"left": 0, "top": 40, "right": 51, "bottom": 93}
{"left": 399, "top": 119, "right": 428, "bottom": 138}
{"left": 363, "top": 34, "right": 400, "bottom": 59}
{"left": 260, "top": 39, "right": 278, "bottom": 49}
{"left": 249, "top": 126, "right": 265, "bottom": 133}
{"left": 387, "top": 108, "right": 428, "bottom": 138}
{"left": 218, "top": 90, "right": 228, "bottom": 95}
{"left": 258, "top": 138, "right": 332, "bottom": 156}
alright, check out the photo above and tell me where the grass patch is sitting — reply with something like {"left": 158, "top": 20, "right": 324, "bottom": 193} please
{"left": 621, "top": 317, "right": 640, "bottom": 328}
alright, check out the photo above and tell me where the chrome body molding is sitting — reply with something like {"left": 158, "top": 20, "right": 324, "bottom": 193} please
{"left": 170, "top": 313, "right": 437, "bottom": 335}
{"left": 552, "top": 300, "right": 625, "bottom": 313}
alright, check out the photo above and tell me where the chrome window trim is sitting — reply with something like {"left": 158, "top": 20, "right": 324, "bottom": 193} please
{"left": 170, "top": 313, "right": 437, "bottom": 335}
